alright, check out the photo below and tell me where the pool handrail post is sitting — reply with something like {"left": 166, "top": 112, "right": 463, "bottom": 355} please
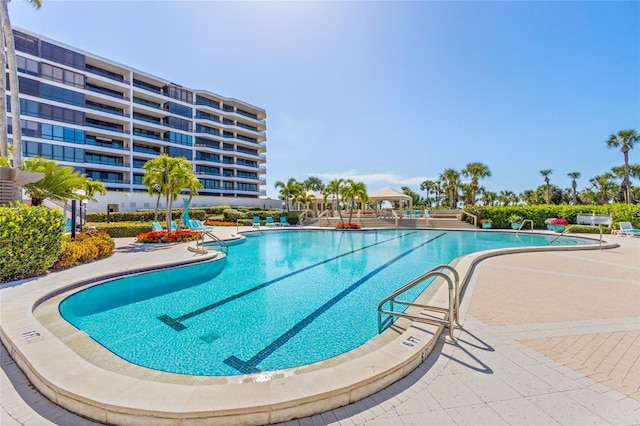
{"left": 548, "top": 224, "right": 603, "bottom": 249}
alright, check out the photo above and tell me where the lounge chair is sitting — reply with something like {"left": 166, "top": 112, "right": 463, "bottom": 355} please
{"left": 424, "top": 209, "right": 431, "bottom": 218}
{"left": 266, "top": 216, "right": 276, "bottom": 227}
{"left": 619, "top": 221, "right": 640, "bottom": 237}
{"left": 280, "top": 216, "right": 291, "bottom": 226}
{"left": 252, "top": 216, "right": 260, "bottom": 228}
{"left": 151, "top": 221, "right": 163, "bottom": 232}
{"left": 171, "top": 221, "right": 178, "bottom": 231}
{"left": 404, "top": 210, "right": 411, "bottom": 218}
{"left": 413, "top": 210, "right": 421, "bottom": 218}
{"left": 189, "top": 219, "right": 212, "bottom": 231}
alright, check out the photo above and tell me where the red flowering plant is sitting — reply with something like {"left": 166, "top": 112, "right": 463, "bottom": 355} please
{"left": 136, "top": 230, "right": 201, "bottom": 244}
{"left": 335, "top": 222, "right": 361, "bottom": 230}
{"left": 549, "top": 218, "right": 568, "bottom": 226}
{"left": 203, "top": 220, "right": 237, "bottom": 227}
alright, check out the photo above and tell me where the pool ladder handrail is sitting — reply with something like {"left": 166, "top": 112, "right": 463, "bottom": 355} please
{"left": 516, "top": 219, "right": 534, "bottom": 234}
{"left": 377, "top": 264, "right": 459, "bottom": 341}
{"left": 548, "top": 224, "right": 603, "bottom": 249}
{"left": 196, "top": 230, "right": 229, "bottom": 254}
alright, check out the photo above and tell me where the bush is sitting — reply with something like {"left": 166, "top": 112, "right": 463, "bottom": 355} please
{"left": 0, "top": 203, "right": 66, "bottom": 281}
{"left": 52, "top": 230, "right": 116, "bottom": 271}
{"left": 88, "top": 221, "right": 155, "bottom": 238}
{"left": 136, "top": 230, "right": 201, "bottom": 243}
{"left": 336, "top": 222, "right": 361, "bottom": 229}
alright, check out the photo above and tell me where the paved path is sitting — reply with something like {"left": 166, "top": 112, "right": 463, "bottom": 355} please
{"left": 2, "top": 231, "right": 639, "bottom": 425}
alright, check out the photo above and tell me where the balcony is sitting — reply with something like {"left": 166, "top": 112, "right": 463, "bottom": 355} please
{"left": 86, "top": 84, "right": 130, "bottom": 101}
{"left": 85, "top": 121, "right": 128, "bottom": 134}
{"left": 85, "top": 64, "right": 129, "bottom": 85}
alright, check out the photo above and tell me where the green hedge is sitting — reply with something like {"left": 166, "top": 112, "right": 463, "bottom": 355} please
{"left": 0, "top": 203, "right": 66, "bottom": 281}
{"left": 464, "top": 203, "right": 640, "bottom": 230}
{"left": 88, "top": 221, "right": 157, "bottom": 238}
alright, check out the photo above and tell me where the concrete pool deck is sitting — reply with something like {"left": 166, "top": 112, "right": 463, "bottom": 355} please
{"left": 1, "top": 228, "right": 639, "bottom": 425}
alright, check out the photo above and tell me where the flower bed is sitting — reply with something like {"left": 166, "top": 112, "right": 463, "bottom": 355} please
{"left": 136, "top": 230, "right": 201, "bottom": 243}
{"left": 335, "top": 223, "right": 361, "bottom": 230}
{"left": 203, "top": 220, "right": 237, "bottom": 227}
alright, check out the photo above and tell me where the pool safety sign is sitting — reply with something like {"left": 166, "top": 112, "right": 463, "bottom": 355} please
{"left": 20, "top": 330, "right": 43, "bottom": 343}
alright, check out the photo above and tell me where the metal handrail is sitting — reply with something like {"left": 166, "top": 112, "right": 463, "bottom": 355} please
{"left": 196, "top": 230, "right": 228, "bottom": 254}
{"left": 461, "top": 210, "right": 478, "bottom": 227}
{"left": 377, "top": 265, "right": 459, "bottom": 341}
{"left": 548, "top": 224, "right": 603, "bottom": 249}
{"left": 516, "top": 219, "right": 534, "bottom": 234}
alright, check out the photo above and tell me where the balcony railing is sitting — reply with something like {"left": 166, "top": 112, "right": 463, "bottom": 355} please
{"left": 86, "top": 85, "right": 130, "bottom": 101}
{"left": 85, "top": 103, "right": 129, "bottom": 117}
{"left": 85, "top": 66, "right": 130, "bottom": 84}
{"left": 85, "top": 122, "right": 128, "bottom": 134}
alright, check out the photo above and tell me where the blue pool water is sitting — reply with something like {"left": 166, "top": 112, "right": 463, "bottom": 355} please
{"left": 59, "top": 229, "right": 589, "bottom": 376}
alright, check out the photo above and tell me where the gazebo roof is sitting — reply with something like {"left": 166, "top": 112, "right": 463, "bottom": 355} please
{"left": 367, "top": 186, "right": 412, "bottom": 201}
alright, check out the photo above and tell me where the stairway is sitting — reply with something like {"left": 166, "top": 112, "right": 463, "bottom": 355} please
{"left": 303, "top": 216, "right": 478, "bottom": 230}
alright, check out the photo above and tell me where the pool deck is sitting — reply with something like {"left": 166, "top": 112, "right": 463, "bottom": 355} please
{"left": 1, "top": 228, "right": 639, "bottom": 425}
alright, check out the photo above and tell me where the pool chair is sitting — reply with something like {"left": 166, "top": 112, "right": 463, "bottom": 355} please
{"left": 280, "top": 216, "right": 291, "bottom": 226}
{"left": 266, "top": 216, "right": 276, "bottom": 227}
{"left": 171, "top": 221, "right": 179, "bottom": 231}
{"left": 252, "top": 216, "right": 261, "bottom": 228}
{"left": 151, "top": 221, "right": 163, "bottom": 232}
{"left": 413, "top": 210, "right": 421, "bottom": 218}
{"left": 189, "top": 219, "right": 212, "bottom": 231}
{"left": 404, "top": 210, "right": 411, "bottom": 218}
{"left": 619, "top": 221, "right": 640, "bottom": 237}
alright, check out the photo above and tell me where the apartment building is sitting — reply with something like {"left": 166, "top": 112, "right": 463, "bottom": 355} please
{"left": 7, "top": 28, "right": 267, "bottom": 200}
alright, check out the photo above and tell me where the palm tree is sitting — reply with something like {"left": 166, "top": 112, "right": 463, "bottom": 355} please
{"left": 274, "top": 178, "right": 301, "bottom": 211}
{"left": 302, "top": 176, "right": 324, "bottom": 192}
{"left": 343, "top": 179, "right": 368, "bottom": 224}
{"left": 440, "top": 168, "right": 460, "bottom": 209}
{"left": 540, "top": 169, "right": 552, "bottom": 204}
{"left": 606, "top": 129, "right": 638, "bottom": 204}
{"left": 142, "top": 155, "right": 201, "bottom": 230}
{"left": 461, "top": 162, "right": 491, "bottom": 206}
{"left": 567, "top": 171, "right": 581, "bottom": 205}
{"left": 1, "top": 0, "right": 43, "bottom": 169}
{"left": 590, "top": 173, "right": 617, "bottom": 205}
{"left": 498, "top": 190, "right": 516, "bottom": 206}
{"left": 480, "top": 190, "right": 497, "bottom": 206}
{"left": 323, "top": 178, "right": 345, "bottom": 224}
{"left": 21, "top": 157, "right": 86, "bottom": 206}
{"left": 419, "top": 179, "right": 437, "bottom": 207}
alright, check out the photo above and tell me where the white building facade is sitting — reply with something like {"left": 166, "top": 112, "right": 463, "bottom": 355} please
{"left": 7, "top": 28, "right": 269, "bottom": 211}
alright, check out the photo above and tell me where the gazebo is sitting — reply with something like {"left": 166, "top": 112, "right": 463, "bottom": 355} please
{"left": 367, "top": 186, "right": 413, "bottom": 213}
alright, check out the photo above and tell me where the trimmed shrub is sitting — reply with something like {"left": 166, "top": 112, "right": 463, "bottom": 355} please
{"left": 52, "top": 230, "right": 116, "bottom": 271}
{"left": 0, "top": 203, "right": 66, "bottom": 281}
{"left": 88, "top": 222, "right": 155, "bottom": 238}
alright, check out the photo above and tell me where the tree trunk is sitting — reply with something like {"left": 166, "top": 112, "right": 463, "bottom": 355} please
{"left": 1, "top": 0, "right": 22, "bottom": 170}
{"left": 0, "top": 29, "right": 7, "bottom": 158}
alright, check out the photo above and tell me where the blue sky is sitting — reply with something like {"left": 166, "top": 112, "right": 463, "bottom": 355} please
{"left": 10, "top": 1, "right": 639, "bottom": 200}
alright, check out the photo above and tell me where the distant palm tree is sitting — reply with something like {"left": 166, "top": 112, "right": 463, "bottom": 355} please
{"left": 302, "top": 176, "right": 324, "bottom": 192}
{"left": 343, "top": 179, "right": 368, "bottom": 224}
{"left": 323, "top": 178, "right": 345, "bottom": 224}
{"left": 481, "top": 190, "right": 497, "bottom": 206}
{"left": 419, "top": 179, "right": 437, "bottom": 207}
{"left": 440, "top": 168, "right": 460, "bottom": 209}
{"left": 274, "top": 178, "right": 301, "bottom": 211}
{"left": 540, "top": 169, "right": 552, "bottom": 204}
{"left": 567, "top": 171, "right": 581, "bottom": 205}
{"left": 498, "top": 190, "right": 516, "bottom": 206}
{"left": 606, "top": 129, "right": 638, "bottom": 204}
{"left": 590, "top": 174, "right": 617, "bottom": 205}
{"left": 461, "top": 162, "right": 491, "bottom": 206}
{"left": 0, "top": 0, "right": 43, "bottom": 169}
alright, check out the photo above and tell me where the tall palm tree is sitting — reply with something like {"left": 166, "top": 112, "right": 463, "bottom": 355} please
{"left": 323, "top": 178, "right": 345, "bottom": 224}
{"left": 343, "top": 179, "right": 368, "bottom": 225}
{"left": 440, "top": 168, "right": 460, "bottom": 209}
{"left": 1, "top": 0, "right": 43, "bottom": 169}
{"left": 606, "top": 129, "right": 638, "bottom": 204}
{"left": 481, "top": 190, "right": 497, "bottom": 206}
{"left": 540, "top": 169, "right": 552, "bottom": 204}
{"left": 498, "top": 190, "right": 516, "bottom": 206}
{"left": 419, "top": 179, "right": 436, "bottom": 207}
{"left": 567, "top": 171, "right": 581, "bottom": 205}
{"left": 274, "top": 177, "right": 300, "bottom": 211}
{"left": 461, "top": 162, "right": 491, "bottom": 206}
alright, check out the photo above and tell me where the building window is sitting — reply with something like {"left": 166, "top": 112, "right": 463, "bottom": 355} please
{"left": 16, "top": 56, "right": 39, "bottom": 76}
{"left": 40, "top": 41, "right": 85, "bottom": 70}
{"left": 13, "top": 31, "right": 39, "bottom": 56}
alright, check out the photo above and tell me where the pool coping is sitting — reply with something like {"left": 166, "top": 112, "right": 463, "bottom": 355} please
{"left": 0, "top": 231, "right": 617, "bottom": 425}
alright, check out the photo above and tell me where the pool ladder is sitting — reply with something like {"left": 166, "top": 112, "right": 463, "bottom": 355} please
{"left": 378, "top": 265, "right": 460, "bottom": 341}
{"left": 194, "top": 231, "right": 229, "bottom": 254}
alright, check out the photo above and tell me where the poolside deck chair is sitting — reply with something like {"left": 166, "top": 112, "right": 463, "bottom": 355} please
{"left": 266, "top": 216, "right": 276, "bottom": 227}
{"left": 252, "top": 216, "right": 260, "bottom": 229}
{"left": 171, "top": 221, "right": 178, "bottom": 231}
{"left": 619, "top": 221, "right": 640, "bottom": 237}
{"left": 404, "top": 210, "right": 411, "bottom": 218}
{"left": 151, "top": 221, "right": 163, "bottom": 232}
{"left": 189, "top": 219, "right": 212, "bottom": 231}
{"left": 280, "top": 216, "right": 291, "bottom": 226}
{"left": 413, "top": 210, "right": 421, "bottom": 218}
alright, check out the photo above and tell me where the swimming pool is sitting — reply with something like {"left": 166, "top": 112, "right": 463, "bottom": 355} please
{"left": 59, "top": 229, "right": 589, "bottom": 376}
